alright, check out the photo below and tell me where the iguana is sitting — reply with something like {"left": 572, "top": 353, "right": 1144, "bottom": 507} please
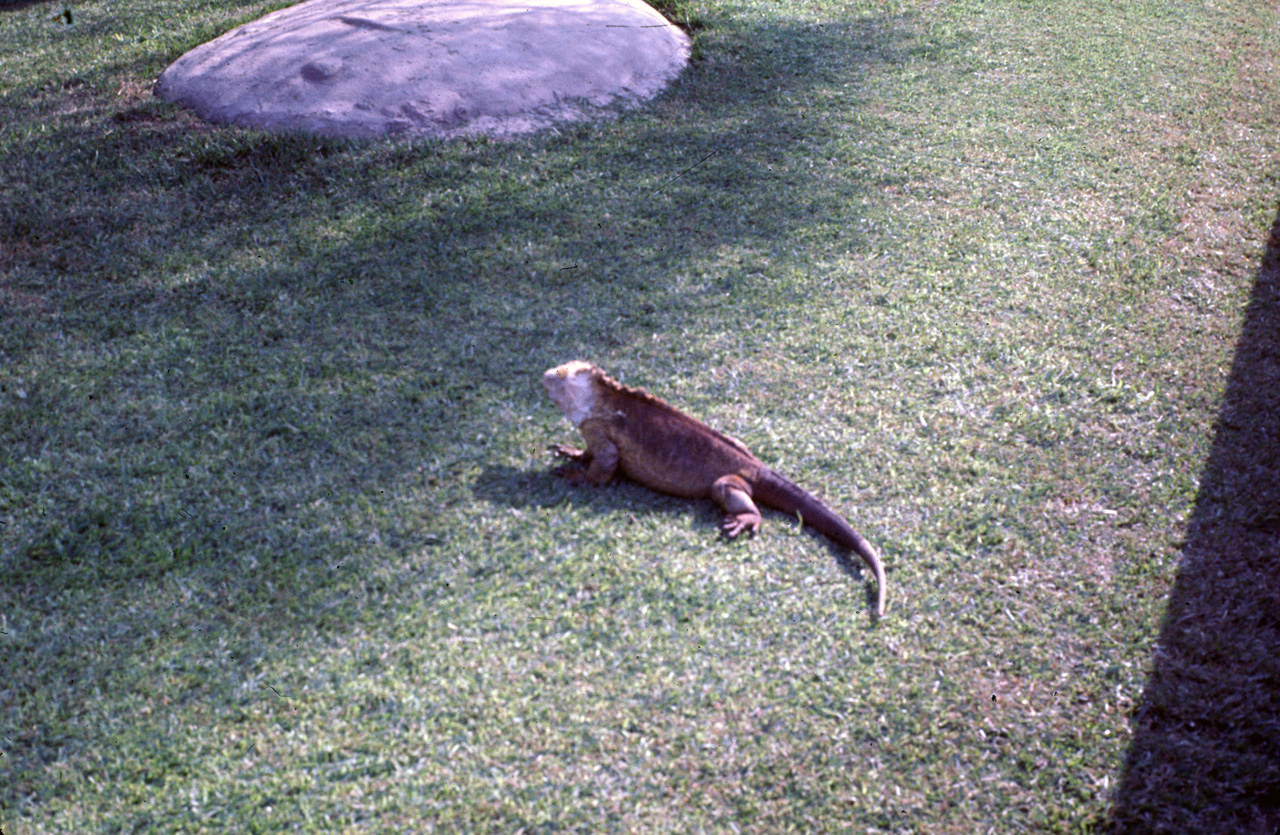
{"left": 542, "top": 360, "right": 887, "bottom": 619}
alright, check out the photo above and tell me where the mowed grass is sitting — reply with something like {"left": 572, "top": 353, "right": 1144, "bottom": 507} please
{"left": 2, "top": 0, "right": 1279, "bottom": 832}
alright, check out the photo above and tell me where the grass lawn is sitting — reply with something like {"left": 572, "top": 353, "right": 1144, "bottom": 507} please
{"left": 2, "top": 0, "right": 1279, "bottom": 832}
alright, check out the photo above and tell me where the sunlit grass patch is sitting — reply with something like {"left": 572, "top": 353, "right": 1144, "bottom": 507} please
{"left": 2, "top": 0, "right": 1279, "bottom": 832}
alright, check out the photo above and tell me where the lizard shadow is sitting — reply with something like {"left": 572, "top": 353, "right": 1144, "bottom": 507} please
{"left": 474, "top": 462, "right": 883, "bottom": 612}
{"left": 473, "top": 462, "right": 722, "bottom": 524}
{"left": 755, "top": 515, "right": 884, "bottom": 613}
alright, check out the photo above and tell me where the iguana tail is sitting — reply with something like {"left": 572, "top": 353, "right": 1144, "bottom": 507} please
{"left": 754, "top": 467, "right": 887, "bottom": 619}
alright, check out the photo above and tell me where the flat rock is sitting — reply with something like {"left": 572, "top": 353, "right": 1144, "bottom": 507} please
{"left": 155, "top": 0, "right": 690, "bottom": 140}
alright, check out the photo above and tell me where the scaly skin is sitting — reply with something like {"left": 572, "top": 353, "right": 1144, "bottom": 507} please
{"left": 543, "top": 361, "right": 887, "bottom": 619}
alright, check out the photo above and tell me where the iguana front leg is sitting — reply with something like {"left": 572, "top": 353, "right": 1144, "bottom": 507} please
{"left": 549, "top": 443, "right": 589, "bottom": 462}
{"left": 553, "top": 421, "right": 619, "bottom": 486}
{"left": 711, "top": 474, "right": 763, "bottom": 538}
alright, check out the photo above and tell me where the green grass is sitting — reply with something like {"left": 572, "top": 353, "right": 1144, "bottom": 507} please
{"left": 2, "top": 0, "right": 1279, "bottom": 832}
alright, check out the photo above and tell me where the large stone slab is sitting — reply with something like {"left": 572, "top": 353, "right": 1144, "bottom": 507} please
{"left": 155, "top": 0, "right": 689, "bottom": 140}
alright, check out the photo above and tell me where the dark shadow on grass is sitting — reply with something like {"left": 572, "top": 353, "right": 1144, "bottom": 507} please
{"left": 2, "top": 11, "right": 936, "bottom": 587}
{"left": 1107, "top": 208, "right": 1280, "bottom": 833}
{"left": 473, "top": 462, "right": 724, "bottom": 524}
{"left": 475, "top": 461, "right": 882, "bottom": 614}
{"left": 0, "top": 12, "right": 942, "bottom": 816}
{"left": 0, "top": 0, "right": 61, "bottom": 11}
{"left": 472, "top": 463, "right": 567, "bottom": 510}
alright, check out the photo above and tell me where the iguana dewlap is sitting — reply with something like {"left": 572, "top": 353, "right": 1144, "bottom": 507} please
{"left": 542, "top": 360, "right": 887, "bottom": 619}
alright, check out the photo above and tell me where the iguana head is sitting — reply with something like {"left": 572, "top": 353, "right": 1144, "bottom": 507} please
{"left": 542, "top": 360, "right": 600, "bottom": 426}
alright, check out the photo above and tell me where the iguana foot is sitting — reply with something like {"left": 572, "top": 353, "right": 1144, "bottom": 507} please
{"left": 721, "top": 513, "right": 761, "bottom": 539}
{"left": 712, "top": 475, "right": 762, "bottom": 539}
{"left": 549, "top": 443, "right": 587, "bottom": 461}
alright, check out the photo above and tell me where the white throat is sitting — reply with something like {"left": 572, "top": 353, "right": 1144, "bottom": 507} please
{"left": 543, "top": 361, "right": 598, "bottom": 426}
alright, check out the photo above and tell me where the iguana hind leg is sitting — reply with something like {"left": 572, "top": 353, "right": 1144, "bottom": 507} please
{"left": 711, "top": 474, "right": 762, "bottom": 539}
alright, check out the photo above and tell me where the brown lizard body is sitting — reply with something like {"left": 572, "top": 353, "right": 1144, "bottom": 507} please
{"left": 542, "top": 360, "right": 887, "bottom": 619}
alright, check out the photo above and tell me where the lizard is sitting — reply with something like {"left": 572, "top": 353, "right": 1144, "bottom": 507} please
{"left": 542, "top": 360, "right": 887, "bottom": 619}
